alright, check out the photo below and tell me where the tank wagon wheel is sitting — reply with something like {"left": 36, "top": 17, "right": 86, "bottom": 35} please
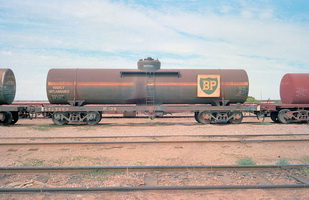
{"left": 197, "top": 111, "right": 213, "bottom": 124}
{"left": 86, "top": 111, "right": 102, "bottom": 125}
{"left": 10, "top": 112, "right": 19, "bottom": 125}
{"left": 52, "top": 112, "right": 69, "bottom": 125}
{"left": 0, "top": 112, "right": 13, "bottom": 126}
{"left": 194, "top": 112, "right": 202, "bottom": 123}
{"left": 278, "top": 109, "right": 292, "bottom": 124}
{"left": 228, "top": 112, "right": 243, "bottom": 124}
{"left": 270, "top": 112, "right": 279, "bottom": 123}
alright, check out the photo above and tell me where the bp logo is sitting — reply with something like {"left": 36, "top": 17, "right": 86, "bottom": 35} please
{"left": 197, "top": 75, "right": 220, "bottom": 97}
{"left": 200, "top": 77, "right": 218, "bottom": 95}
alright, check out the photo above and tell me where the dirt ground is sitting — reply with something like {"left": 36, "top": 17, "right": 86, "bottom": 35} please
{"left": 1, "top": 188, "right": 308, "bottom": 200}
{"left": 0, "top": 114, "right": 309, "bottom": 199}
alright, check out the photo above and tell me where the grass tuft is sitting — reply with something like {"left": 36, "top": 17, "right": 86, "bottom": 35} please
{"left": 299, "top": 167, "right": 309, "bottom": 176}
{"left": 29, "top": 125, "right": 64, "bottom": 131}
{"left": 236, "top": 157, "right": 256, "bottom": 165}
{"left": 83, "top": 169, "right": 124, "bottom": 182}
{"left": 22, "top": 158, "right": 46, "bottom": 167}
{"left": 299, "top": 156, "right": 309, "bottom": 164}
{"left": 276, "top": 158, "right": 290, "bottom": 165}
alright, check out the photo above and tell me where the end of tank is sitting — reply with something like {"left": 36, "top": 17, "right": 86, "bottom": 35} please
{"left": 46, "top": 68, "right": 53, "bottom": 104}
{"left": 0, "top": 68, "right": 16, "bottom": 105}
{"left": 280, "top": 73, "right": 309, "bottom": 104}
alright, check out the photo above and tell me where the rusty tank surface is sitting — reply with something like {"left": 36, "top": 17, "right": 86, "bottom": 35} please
{"left": 0, "top": 69, "right": 16, "bottom": 105}
{"left": 46, "top": 58, "right": 249, "bottom": 106}
{"left": 280, "top": 73, "right": 309, "bottom": 104}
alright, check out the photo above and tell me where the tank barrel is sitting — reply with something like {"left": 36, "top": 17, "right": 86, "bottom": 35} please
{"left": 46, "top": 58, "right": 249, "bottom": 105}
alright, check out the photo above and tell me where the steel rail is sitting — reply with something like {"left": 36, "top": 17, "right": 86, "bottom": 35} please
{"left": 0, "top": 139, "right": 308, "bottom": 146}
{"left": 1, "top": 133, "right": 309, "bottom": 140}
{"left": 0, "top": 164, "right": 308, "bottom": 173}
{"left": 0, "top": 184, "right": 308, "bottom": 193}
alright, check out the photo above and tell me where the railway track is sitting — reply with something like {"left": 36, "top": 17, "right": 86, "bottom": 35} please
{"left": 0, "top": 139, "right": 308, "bottom": 146}
{"left": 0, "top": 165, "right": 308, "bottom": 193}
{"left": 1, "top": 134, "right": 308, "bottom": 176}
{"left": 1, "top": 133, "right": 309, "bottom": 139}
{"left": 0, "top": 133, "right": 309, "bottom": 145}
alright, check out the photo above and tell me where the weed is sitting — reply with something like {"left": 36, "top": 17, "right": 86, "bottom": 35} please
{"left": 53, "top": 156, "right": 102, "bottom": 165}
{"left": 86, "top": 169, "right": 123, "bottom": 176}
{"left": 260, "top": 122, "right": 271, "bottom": 125}
{"left": 236, "top": 157, "right": 256, "bottom": 165}
{"left": 29, "top": 125, "right": 64, "bottom": 131}
{"left": 276, "top": 158, "right": 290, "bottom": 165}
{"left": 299, "top": 156, "right": 309, "bottom": 164}
{"left": 299, "top": 167, "right": 309, "bottom": 176}
{"left": 72, "top": 156, "right": 101, "bottom": 162}
{"left": 83, "top": 169, "right": 123, "bottom": 182}
{"left": 22, "top": 158, "right": 46, "bottom": 167}
{"left": 147, "top": 122, "right": 165, "bottom": 126}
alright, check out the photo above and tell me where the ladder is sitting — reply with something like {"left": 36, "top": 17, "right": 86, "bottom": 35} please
{"left": 146, "top": 72, "right": 155, "bottom": 107}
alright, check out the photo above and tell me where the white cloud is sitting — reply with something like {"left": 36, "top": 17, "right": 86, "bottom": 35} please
{"left": 220, "top": 5, "right": 233, "bottom": 14}
{"left": 241, "top": 10, "right": 254, "bottom": 18}
{"left": 259, "top": 9, "right": 273, "bottom": 19}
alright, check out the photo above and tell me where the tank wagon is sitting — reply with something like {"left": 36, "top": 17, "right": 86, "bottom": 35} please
{"left": 43, "top": 57, "right": 254, "bottom": 125}
{"left": 0, "top": 69, "right": 16, "bottom": 105}
{"left": 0, "top": 68, "right": 21, "bottom": 125}
{"left": 6, "top": 58, "right": 309, "bottom": 126}
{"left": 259, "top": 73, "right": 309, "bottom": 124}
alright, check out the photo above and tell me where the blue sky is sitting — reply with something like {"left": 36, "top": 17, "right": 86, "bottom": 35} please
{"left": 0, "top": 0, "right": 308, "bottom": 100}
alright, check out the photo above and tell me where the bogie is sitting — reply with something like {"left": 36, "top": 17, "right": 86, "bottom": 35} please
{"left": 52, "top": 111, "right": 102, "bottom": 125}
{"left": 196, "top": 111, "right": 243, "bottom": 124}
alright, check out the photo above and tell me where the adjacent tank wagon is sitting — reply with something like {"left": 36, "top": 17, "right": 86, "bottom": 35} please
{"left": 0, "top": 69, "right": 16, "bottom": 105}
{"left": 0, "top": 69, "right": 19, "bottom": 125}
{"left": 260, "top": 73, "right": 309, "bottom": 124}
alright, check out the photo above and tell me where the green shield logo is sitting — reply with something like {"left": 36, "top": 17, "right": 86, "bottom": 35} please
{"left": 200, "top": 77, "right": 218, "bottom": 95}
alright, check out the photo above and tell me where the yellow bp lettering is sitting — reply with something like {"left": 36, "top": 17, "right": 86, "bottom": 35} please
{"left": 202, "top": 80, "right": 217, "bottom": 91}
